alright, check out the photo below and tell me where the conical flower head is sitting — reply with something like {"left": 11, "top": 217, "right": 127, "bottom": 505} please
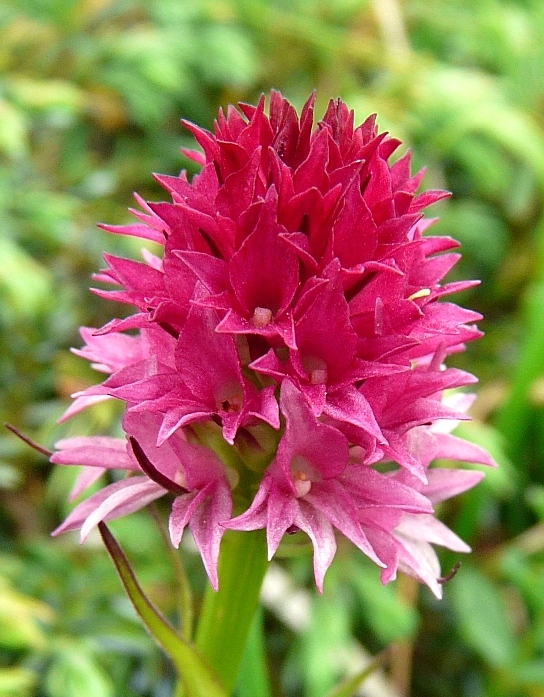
{"left": 51, "top": 92, "right": 494, "bottom": 594}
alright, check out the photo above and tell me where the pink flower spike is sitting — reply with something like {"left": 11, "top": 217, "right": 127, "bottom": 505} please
{"left": 50, "top": 91, "right": 494, "bottom": 593}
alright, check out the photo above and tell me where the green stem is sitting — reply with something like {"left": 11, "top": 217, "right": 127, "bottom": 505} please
{"left": 174, "top": 679, "right": 186, "bottom": 697}
{"left": 195, "top": 529, "right": 269, "bottom": 695}
{"left": 149, "top": 504, "right": 194, "bottom": 640}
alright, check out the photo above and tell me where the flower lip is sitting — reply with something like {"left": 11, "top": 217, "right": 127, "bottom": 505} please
{"left": 290, "top": 454, "right": 322, "bottom": 498}
{"left": 292, "top": 470, "right": 312, "bottom": 497}
{"left": 301, "top": 355, "right": 328, "bottom": 385}
{"left": 215, "top": 382, "right": 244, "bottom": 414}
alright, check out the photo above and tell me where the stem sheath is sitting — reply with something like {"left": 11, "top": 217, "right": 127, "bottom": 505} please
{"left": 195, "top": 529, "right": 269, "bottom": 695}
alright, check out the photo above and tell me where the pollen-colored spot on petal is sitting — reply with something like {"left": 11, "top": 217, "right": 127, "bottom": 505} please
{"left": 310, "top": 369, "right": 327, "bottom": 385}
{"left": 374, "top": 297, "right": 384, "bottom": 335}
{"left": 174, "top": 470, "right": 188, "bottom": 489}
{"left": 215, "top": 383, "right": 244, "bottom": 414}
{"left": 302, "top": 355, "right": 328, "bottom": 384}
{"left": 291, "top": 454, "right": 317, "bottom": 497}
{"left": 293, "top": 470, "right": 312, "bottom": 497}
{"left": 408, "top": 288, "right": 431, "bottom": 301}
{"left": 251, "top": 306, "right": 273, "bottom": 328}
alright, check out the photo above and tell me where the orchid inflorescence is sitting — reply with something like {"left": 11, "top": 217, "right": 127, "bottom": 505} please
{"left": 51, "top": 91, "right": 494, "bottom": 597}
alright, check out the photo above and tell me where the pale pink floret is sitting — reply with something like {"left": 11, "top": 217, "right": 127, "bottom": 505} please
{"left": 100, "top": 303, "right": 280, "bottom": 445}
{"left": 51, "top": 415, "right": 233, "bottom": 591}
{"left": 52, "top": 476, "right": 165, "bottom": 540}
{"left": 360, "top": 467, "right": 485, "bottom": 598}
{"left": 123, "top": 411, "right": 233, "bottom": 590}
{"left": 51, "top": 435, "right": 138, "bottom": 500}
{"left": 226, "top": 380, "right": 441, "bottom": 591}
{"left": 357, "top": 400, "right": 495, "bottom": 597}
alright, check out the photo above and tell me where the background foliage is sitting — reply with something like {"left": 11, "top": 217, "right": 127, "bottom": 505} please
{"left": 1, "top": 0, "right": 544, "bottom": 695}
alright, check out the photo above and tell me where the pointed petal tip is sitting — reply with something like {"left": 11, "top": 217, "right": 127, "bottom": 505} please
{"left": 430, "top": 584, "right": 443, "bottom": 600}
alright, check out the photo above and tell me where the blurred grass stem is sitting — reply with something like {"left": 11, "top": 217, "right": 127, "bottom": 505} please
{"left": 371, "top": 0, "right": 411, "bottom": 61}
{"left": 149, "top": 503, "right": 194, "bottom": 641}
{"left": 391, "top": 575, "right": 419, "bottom": 696}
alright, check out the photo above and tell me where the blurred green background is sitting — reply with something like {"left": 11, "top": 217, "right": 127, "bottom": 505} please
{"left": 1, "top": 0, "right": 544, "bottom": 695}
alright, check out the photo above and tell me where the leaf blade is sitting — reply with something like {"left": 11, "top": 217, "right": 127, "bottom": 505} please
{"left": 98, "top": 522, "right": 227, "bottom": 697}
